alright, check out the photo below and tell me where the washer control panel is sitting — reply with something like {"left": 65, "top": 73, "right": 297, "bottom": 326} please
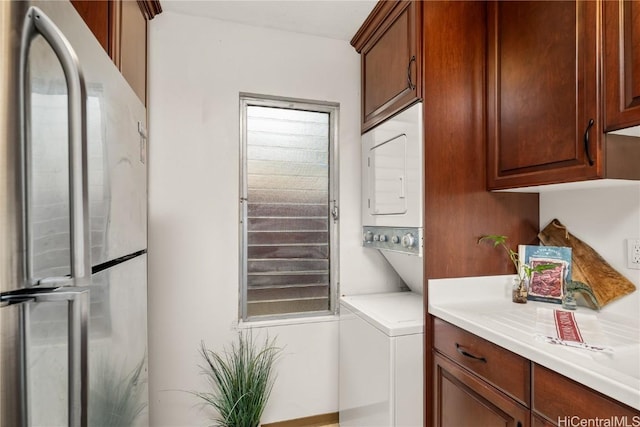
{"left": 362, "top": 226, "right": 423, "bottom": 256}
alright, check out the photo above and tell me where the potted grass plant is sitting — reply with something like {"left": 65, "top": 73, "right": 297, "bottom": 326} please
{"left": 194, "top": 331, "right": 281, "bottom": 427}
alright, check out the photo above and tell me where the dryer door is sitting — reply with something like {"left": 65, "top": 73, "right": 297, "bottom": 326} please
{"left": 367, "top": 133, "right": 407, "bottom": 216}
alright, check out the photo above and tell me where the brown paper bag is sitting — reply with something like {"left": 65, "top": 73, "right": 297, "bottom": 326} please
{"left": 538, "top": 219, "right": 636, "bottom": 309}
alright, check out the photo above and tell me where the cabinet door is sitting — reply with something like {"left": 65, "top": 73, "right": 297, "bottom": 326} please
{"left": 71, "top": 0, "right": 154, "bottom": 105}
{"left": 357, "top": 1, "right": 421, "bottom": 132}
{"left": 70, "top": 0, "right": 112, "bottom": 54}
{"left": 532, "top": 364, "right": 640, "bottom": 425}
{"left": 532, "top": 413, "right": 555, "bottom": 427}
{"left": 119, "top": 0, "right": 148, "bottom": 104}
{"left": 487, "top": 1, "right": 600, "bottom": 189}
{"left": 434, "top": 353, "right": 530, "bottom": 427}
{"left": 604, "top": 0, "right": 640, "bottom": 131}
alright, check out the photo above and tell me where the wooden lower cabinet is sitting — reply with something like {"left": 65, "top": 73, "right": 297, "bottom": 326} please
{"left": 532, "top": 413, "right": 555, "bottom": 427}
{"left": 433, "top": 318, "right": 530, "bottom": 406}
{"left": 434, "top": 352, "right": 530, "bottom": 427}
{"left": 432, "top": 318, "right": 640, "bottom": 427}
{"left": 532, "top": 364, "right": 640, "bottom": 426}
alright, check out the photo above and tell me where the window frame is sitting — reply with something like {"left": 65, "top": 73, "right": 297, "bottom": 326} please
{"left": 239, "top": 93, "right": 340, "bottom": 322}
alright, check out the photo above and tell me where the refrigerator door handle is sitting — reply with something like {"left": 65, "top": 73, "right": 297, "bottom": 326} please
{"left": 1, "top": 287, "right": 89, "bottom": 427}
{"left": 19, "top": 6, "right": 91, "bottom": 287}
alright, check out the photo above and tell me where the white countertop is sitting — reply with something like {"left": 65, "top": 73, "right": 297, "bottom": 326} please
{"left": 428, "top": 275, "right": 640, "bottom": 411}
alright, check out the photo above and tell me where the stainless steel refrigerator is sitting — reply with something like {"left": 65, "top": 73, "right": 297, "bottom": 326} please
{"left": 1, "top": 1, "right": 148, "bottom": 426}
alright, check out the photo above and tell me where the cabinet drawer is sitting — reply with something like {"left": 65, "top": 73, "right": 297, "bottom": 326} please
{"left": 433, "top": 318, "right": 530, "bottom": 406}
{"left": 532, "top": 364, "right": 640, "bottom": 425}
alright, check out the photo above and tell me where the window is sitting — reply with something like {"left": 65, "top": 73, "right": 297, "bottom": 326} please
{"left": 239, "top": 94, "right": 339, "bottom": 321}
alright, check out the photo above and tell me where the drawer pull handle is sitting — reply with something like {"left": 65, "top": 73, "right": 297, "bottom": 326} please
{"left": 455, "top": 343, "right": 487, "bottom": 363}
{"left": 407, "top": 55, "right": 416, "bottom": 90}
{"left": 583, "top": 118, "right": 595, "bottom": 166}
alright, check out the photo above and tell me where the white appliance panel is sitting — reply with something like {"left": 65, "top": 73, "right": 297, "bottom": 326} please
{"left": 339, "top": 305, "right": 392, "bottom": 427}
{"left": 382, "top": 251, "right": 424, "bottom": 295}
{"left": 362, "top": 102, "right": 423, "bottom": 228}
{"left": 339, "top": 292, "right": 424, "bottom": 427}
{"left": 340, "top": 292, "right": 423, "bottom": 336}
{"left": 361, "top": 102, "right": 424, "bottom": 294}
{"left": 394, "top": 335, "right": 424, "bottom": 427}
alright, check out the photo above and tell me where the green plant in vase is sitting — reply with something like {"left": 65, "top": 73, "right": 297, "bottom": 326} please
{"left": 478, "top": 235, "right": 556, "bottom": 303}
{"left": 193, "top": 331, "right": 282, "bottom": 427}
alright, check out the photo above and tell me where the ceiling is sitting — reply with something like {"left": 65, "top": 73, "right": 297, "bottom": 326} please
{"left": 160, "top": 0, "right": 378, "bottom": 42}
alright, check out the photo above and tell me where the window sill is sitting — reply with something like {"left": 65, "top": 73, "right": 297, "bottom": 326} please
{"left": 237, "top": 313, "right": 340, "bottom": 329}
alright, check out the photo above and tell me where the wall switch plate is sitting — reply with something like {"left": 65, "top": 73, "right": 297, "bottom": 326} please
{"left": 627, "top": 238, "right": 640, "bottom": 269}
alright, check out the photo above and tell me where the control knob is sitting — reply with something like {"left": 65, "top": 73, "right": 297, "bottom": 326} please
{"left": 401, "top": 233, "right": 415, "bottom": 248}
{"left": 363, "top": 230, "right": 373, "bottom": 242}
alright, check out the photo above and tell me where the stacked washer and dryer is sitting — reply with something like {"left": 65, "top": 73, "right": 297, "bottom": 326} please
{"left": 339, "top": 102, "right": 425, "bottom": 427}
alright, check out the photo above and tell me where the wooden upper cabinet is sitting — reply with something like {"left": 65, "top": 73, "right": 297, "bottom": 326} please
{"left": 69, "top": 1, "right": 111, "bottom": 54}
{"left": 351, "top": 1, "right": 422, "bottom": 133}
{"left": 118, "top": 0, "right": 148, "bottom": 104}
{"left": 604, "top": 0, "right": 640, "bottom": 131}
{"left": 71, "top": 0, "right": 162, "bottom": 105}
{"left": 487, "top": 1, "right": 600, "bottom": 189}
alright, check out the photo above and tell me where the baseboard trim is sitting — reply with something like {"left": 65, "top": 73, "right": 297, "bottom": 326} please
{"left": 261, "top": 412, "right": 339, "bottom": 427}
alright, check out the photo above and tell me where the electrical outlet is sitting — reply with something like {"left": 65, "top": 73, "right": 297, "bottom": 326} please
{"left": 627, "top": 239, "right": 640, "bottom": 269}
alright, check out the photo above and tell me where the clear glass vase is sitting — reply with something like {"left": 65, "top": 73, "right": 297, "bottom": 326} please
{"left": 512, "top": 277, "right": 528, "bottom": 304}
{"left": 562, "top": 289, "right": 577, "bottom": 310}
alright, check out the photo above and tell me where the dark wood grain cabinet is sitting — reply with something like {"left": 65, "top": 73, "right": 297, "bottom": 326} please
{"left": 433, "top": 319, "right": 530, "bottom": 427}
{"left": 70, "top": 0, "right": 161, "bottom": 105}
{"left": 432, "top": 318, "right": 640, "bottom": 427}
{"left": 487, "top": 1, "right": 601, "bottom": 189}
{"left": 487, "top": 0, "right": 640, "bottom": 190}
{"left": 603, "top": 0, "right": 640, "bottom": 131}
{"left": 351, "top": 0, "right": 421, "bottom": 133}
{"left": 434, "top": 353, "right": 530, "bottom": 427}
{"left": 532, "top": 364, "right": 640, "bottom": 426}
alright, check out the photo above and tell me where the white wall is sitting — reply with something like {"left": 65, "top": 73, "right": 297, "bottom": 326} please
{"left": 540, "top": 183, "right": 640, "bottom": 313}
{"left": 147, "top": 11, "right": 403, "bottom": 426}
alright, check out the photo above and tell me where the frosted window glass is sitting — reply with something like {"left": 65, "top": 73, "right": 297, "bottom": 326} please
{"left": 241, "top": 99, "right": 337, "bottom": 320}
